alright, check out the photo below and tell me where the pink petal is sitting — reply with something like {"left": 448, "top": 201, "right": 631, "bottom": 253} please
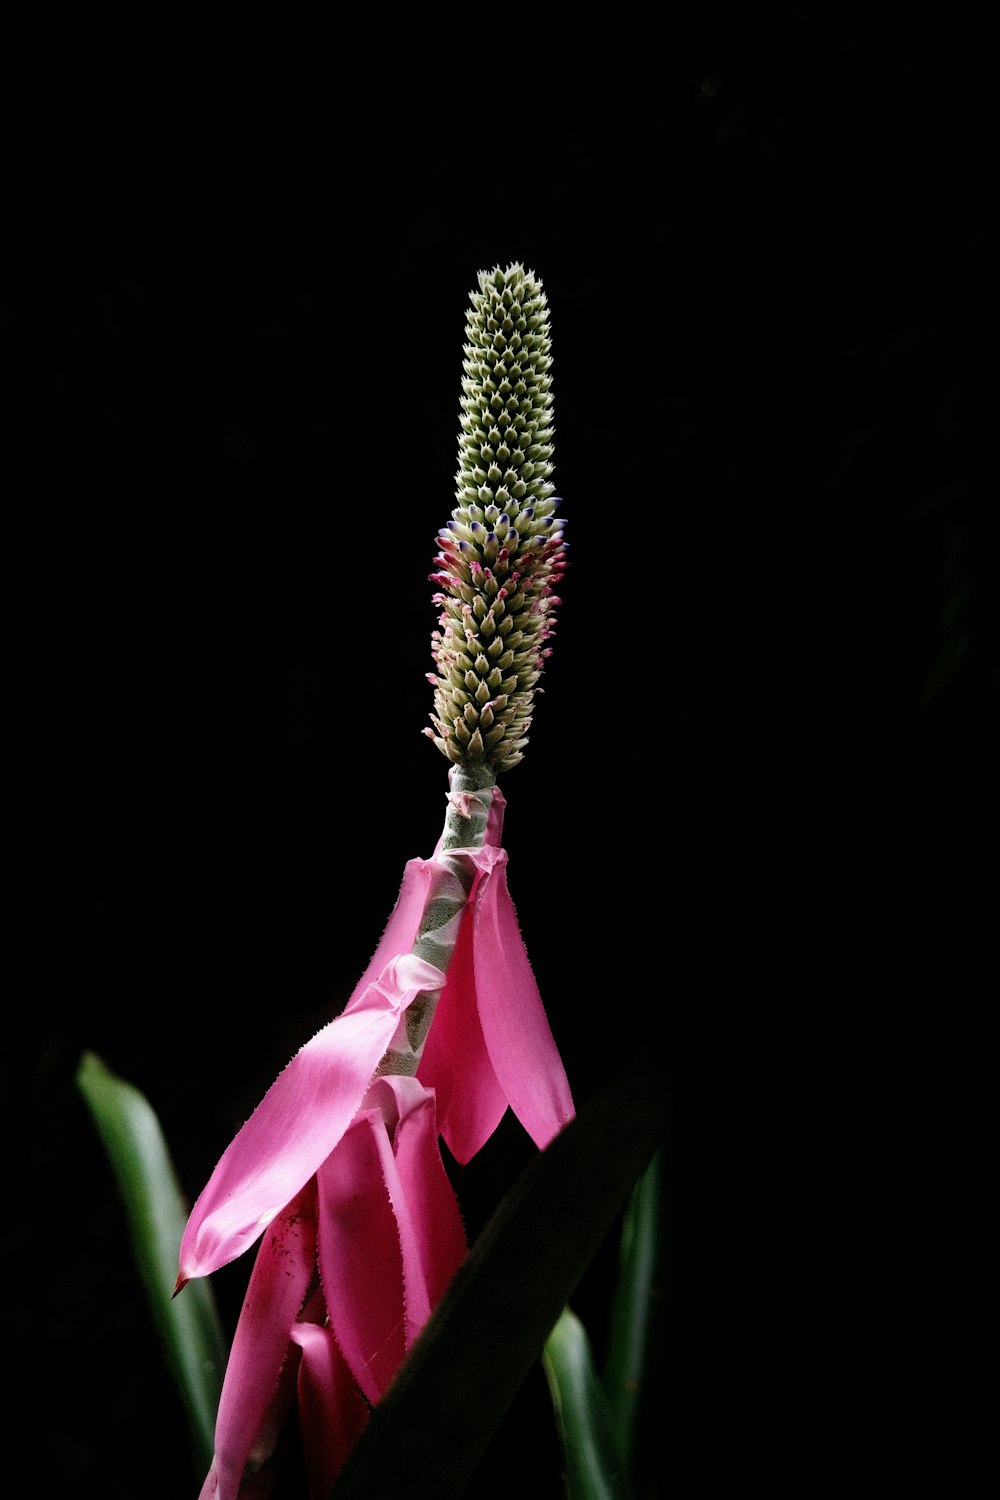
{"left": 198, "top": 1463, "right": 219, "bottom": 1500}
{"left": 197, "top": 1456, "right": 285, "bottom": 1500}
{"left": 315, "top": 1106, "right": 408, "bottom": 1402}
{"left": 316, "top": 1078, "right": 465, "bottom": 1404}
{"left": 206, "top": 1184, "right": 318, "bottom": 1500}
{"left": 484, "top": 783, "right": 507, "bottom": 845}
{"left": 368, "top": 1075, "right": 467, "bottom": 1310}
{"left": 340, "top": 858, "right": 443, "bottom": 1014}
{"left": 179, "top": 951, "right": 446, "bottom": 1282}
{"left": 290, "top": 1323, "right": 370, "bottom": 1500}
{"left": 469, "top": 845, "right": 575, "bottom": 1149}
{"left": 421, "top": 794, "right": 574, "bottom": 1160}
{"left": 417, "top": 894, "right": 508, "bottom": 1164}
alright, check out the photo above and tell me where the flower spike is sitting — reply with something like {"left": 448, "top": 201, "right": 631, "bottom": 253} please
{"left": 180, "top": 266, "right": 575, "bottom": 1500}
{"left": 426, "top": 263, "right": 567, "bottom": 773}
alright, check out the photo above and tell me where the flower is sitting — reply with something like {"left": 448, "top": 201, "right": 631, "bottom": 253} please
{"left": 178, "top": 263, "right": 574, "bottom": 1498}
{"left": 195, "top": 1075, "right": 465, "bottom": 1500}
{"left": 178, "top": 783, "right": 573, "bottom": 1497}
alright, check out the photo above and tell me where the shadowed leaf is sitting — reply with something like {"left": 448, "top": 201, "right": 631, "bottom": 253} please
{"left": 603, "top": 1147, "right": 666, "bottom": 1476}
{"left": 330, "top": 1055, "right": 670, "bottom": 1499}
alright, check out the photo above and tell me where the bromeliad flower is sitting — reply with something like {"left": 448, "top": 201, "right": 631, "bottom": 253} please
{"left": 176, "top": 783, "right": 573, "bottom": 1291}
{"left": 180, "top": 785, "right": 573, "bottom": 1499}
{"left": 177, "top": 263, "right": 572, "bottom": 1499}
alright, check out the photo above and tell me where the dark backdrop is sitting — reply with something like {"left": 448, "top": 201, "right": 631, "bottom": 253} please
{"left": 2, "top": 5, "right": 994, "bottom": 1497}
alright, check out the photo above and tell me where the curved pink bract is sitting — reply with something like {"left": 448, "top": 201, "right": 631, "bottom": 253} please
{"left": 318, "top": 1076, "right": 466, "bottom": 1404}
{"left": 469, "top": 844, "right": 575, "bottom": 1150}
{"left": 197, "top": 1076, "right": 464, "bottom": 1500}
{"left": 420, "top": 834, "right": 574, "bottom": 1160}
{"left": 178, "top": 951, "right": 445, "bottom": 1283}
{"left": 291, "top": 1323, "right": 369, "bottom": 1500}
{"left": 417, "top": 884, "right": 507, "bottom": 1163}
{"left": 184, "top": 780, "right": 573, "bottom": 1499}
{"left": 200, "top": 1184, "right": 318, "bottom": 1500}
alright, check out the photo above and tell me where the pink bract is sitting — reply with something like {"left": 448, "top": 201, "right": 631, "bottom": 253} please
{"left": 180, "top": 784, "right": 574, "bottom": 1497}
{"left": 179, "top": 787, "right": 572, "bottom": 1285}
{"left": 196, "top": 1075, "right": 465, "bottom": 1500}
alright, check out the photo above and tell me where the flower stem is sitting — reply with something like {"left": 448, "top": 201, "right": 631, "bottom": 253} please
{"left": 438, "top": 761, "right": 498, "bottom": 853}
{"left": 375, "top": 765, "right": 497, "bottom": 1077}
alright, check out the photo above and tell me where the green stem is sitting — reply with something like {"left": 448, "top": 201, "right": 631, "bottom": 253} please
{"left": 375, "top": 764, "right": 497, "bottom": 1076}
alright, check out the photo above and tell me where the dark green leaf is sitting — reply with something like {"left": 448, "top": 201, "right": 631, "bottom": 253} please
{"left": 602, "top": 1147, "right": 665, "bottom": 1473}
{"left": 331, "top": 1055, "right": 670, "bottom": 1500}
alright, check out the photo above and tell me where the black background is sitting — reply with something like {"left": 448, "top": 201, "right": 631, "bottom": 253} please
{"left": 2, "top": 5, "right": 995, "bottom": 1497}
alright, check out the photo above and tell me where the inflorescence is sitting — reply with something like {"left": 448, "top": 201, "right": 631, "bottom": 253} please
{"left": 425, "top": 264, "right": 566, "bottom": 774}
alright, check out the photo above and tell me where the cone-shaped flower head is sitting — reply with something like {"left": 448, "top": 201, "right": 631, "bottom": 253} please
{"left": 426, "top": 263, "right": 567, "bottom": 773}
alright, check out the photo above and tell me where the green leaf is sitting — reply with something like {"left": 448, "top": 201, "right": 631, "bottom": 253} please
{"left": 543, "top": 1308, "right": 638, "bottom": 1500}
{"left": 76, "top": 1050, "right": 226, "bottom": 1472}
{"left": 602, "top": 1147, "right": 665, "bottom": 1475}
{"left": 330, "top": 1054, "right": 670, "bottom": 1500}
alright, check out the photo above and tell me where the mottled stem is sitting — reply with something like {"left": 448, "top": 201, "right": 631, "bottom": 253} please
{"left": 375, "top": 764, "right": 498, "bottom": 1077}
